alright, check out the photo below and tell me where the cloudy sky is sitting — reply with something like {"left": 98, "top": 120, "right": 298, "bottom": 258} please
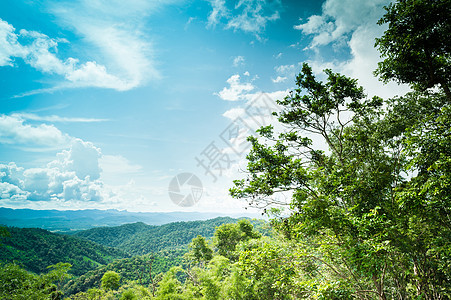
{"left": 0, "top": 0, "right": 409, "bottom": 213}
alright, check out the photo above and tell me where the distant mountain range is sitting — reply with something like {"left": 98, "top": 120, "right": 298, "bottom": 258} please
{"left": 0, "top": 207, "right": 261, "bottom": 232}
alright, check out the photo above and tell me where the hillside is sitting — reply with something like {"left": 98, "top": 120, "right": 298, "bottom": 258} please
{"left": 63, "top": 249, "right": 185, "bottom": 296}
{"left": 72, "top": 217, "right": 241, "bottom": 255}
{"left": 0, "top": 207, "right": 260, "bottom": 232}
{"left": 0, "top": 227, "right": 129, "bottom": 276}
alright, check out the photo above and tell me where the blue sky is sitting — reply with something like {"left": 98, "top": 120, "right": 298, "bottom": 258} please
{"left": 0, "top": 0, "right": 408, "bottom": 213}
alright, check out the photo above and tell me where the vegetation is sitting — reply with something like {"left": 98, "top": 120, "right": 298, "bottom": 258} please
{"left": 228, "top": 0, "right": 451, "bottom": 298}
{"left": 374, "top": 0, "right": 450, "bottom": 98}
{"left": 0, "top": 262, "right": 72, "bottom": 299}
{"left": 63, "top": 249, "right": 185, "bottom": 296}
{"left": 0, "top": 227, "right": 128, "bottom": 276}
{"left": 72, "top": 217, "right": 249, "bottom": 255}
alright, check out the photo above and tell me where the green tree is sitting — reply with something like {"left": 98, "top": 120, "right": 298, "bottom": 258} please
{"left": 101, "top": 270, "right": 121, "bottom": 291}
{"left": 213, "top": 219, "right": 261, "bottom": 261}
{"left": 230, "top": 61, "right": 451, "bottom": 298}
{"left": 392, "top": 91, "right": 451, "bottom": 297}
{"left": 375, "top": 0, "right": 451, "bottom": 99}
{"left": 46, "top": 262, "right": 72, "bottom": 291}
{"left": 0, "top": 226, "right": 10, "bottom": 247}
{"left": 185, "top": 235, "right": 213, "bottom": 265}
{"left": 156, "top": 267, "right": 192, "bottom": 300}
{"left": 236, "top": 237, "right": 300, "bottom": 299}
{"left": 0, "top": 262, "right": 72, "bottom": 299}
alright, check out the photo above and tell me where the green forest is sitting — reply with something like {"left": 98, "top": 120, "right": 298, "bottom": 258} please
{"left": 1, "top": 0, "right": 450, "bottom": 299}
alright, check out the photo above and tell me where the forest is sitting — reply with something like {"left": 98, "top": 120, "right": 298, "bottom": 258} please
{"left": 0, "top": 0, "right": 450, "bottom": 299}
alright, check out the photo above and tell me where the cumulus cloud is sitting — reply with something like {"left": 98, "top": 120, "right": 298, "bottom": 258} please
{"left": 0, "top": 114, "right": 70, "bottom": 146}
{"left": 0, "top": 139, "right": 103, "bottom": 203}
{"left": 217, "top": 72, "right": 288, "bottom": 147}
{"left": 0, "top": 181, "right": 29, "bottom": 202}
{"left": 49, "top": 139, "right": 102, "bottom": 180}
{"left": 272, "top": 63, "right": 298, "bottom": 84}
{"left": 216, "top": 74, "right": 255, "bottom": 101}
{"left": 295, "top": 0, "right": 410, "bottom": 98}
{"left": 0, "top": 132, "right": 156, "bottom": 209}
{"left": 207, "top": 0, "right": 281, "bottom": 38}
{"left": 295, "top": 0, "right": 391, "bottom": 49}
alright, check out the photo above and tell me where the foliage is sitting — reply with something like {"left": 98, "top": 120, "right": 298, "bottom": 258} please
{"left": 230, "top": 55, "right": 450, "bottom": 298}
{"left": 0, "top": 227, "right": 128, "bottom": 276}
{"left": 155, "top": 267, "right": 193, "bottom": 300}
{"left": 73, "top": 217, "right": 245, "bottom": 256}
{"left": 185, "top": 235, "right": 213, "bottom": 265}
{"left": 101, "top": 271, "right": 121, "bottom": 291}
{"left": 213, "top": 219, "right": 261, "bottom": 261}
{"left": 0, "top": 226, "right": 10, "bottom": 246}
{"left": 375, "top": 0, "right": 451, "bottom": 98}
{"left": 63, "top": 218, "right": 267, "bottom": 296}
{"left": 63, "top": 249, "right": 185, "bottom": 296}
{"left": 0, "top": 262, "right": 72, "bottom": 300}
{"left": 68, "top": 282, "right": 154, "bottom": 300}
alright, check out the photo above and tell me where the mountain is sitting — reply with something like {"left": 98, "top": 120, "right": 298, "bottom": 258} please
{"left": 0, "top": 217, "right": 259, "bottom": 277}
{"left": 0, "top": 207, "right": 261, "bottom": 232}
{"left": 0, "top": 227, "right": 129, "bottom": 276}
{"left": 71, "top": 217, "right": 240, "bottom": 255}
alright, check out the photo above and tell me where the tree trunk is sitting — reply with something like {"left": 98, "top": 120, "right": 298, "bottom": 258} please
{"left": 372, "top": 274, "right": 387, "bottom": 300}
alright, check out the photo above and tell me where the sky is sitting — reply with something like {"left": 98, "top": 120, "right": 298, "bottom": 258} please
{"left": 0, "top": 0, "right": 409, "bottom": 213}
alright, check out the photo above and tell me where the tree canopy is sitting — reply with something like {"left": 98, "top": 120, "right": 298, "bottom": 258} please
{"left": 375, "top": 0, "right": 451, "bottom": 99}
{"left": 230, "top": 1, "right": 451, "bottom": 298}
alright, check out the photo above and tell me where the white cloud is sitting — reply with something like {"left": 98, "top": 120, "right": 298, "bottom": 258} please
{"left": 233, "top": 55, "right": 245, "bottom": 67}
{"left": 0, "top": 0, "right": 175, "bottom": 95}
{"left": 0, "top": 114, "right": 70, "bottom": 146}
{"left": 49, "top": 0, "right": 163, "bottom": 86}
{"left": 48, "top": 139, "right": 102, "bottom": 180}
{"left": 207, "top": 0, "right": 281, "bottom": 38}
{"left": 0, "top": 18, "right": 146, "bottom": 92}
{"left": 0, "top": 20, "right": 27, "bottom": 66}
{"left": 0, "top": 181, "right": 29, "bottom": 201}
{"left": 208, "top": 0, "right": 229, "bottom": 28}
{"left": 271, "top": 76, "right": 286, "bottom": 83}
{"left": 12, "top": 113, "right": 107, "bottom": 123}
{"left": 185, "top": 17, "right": 196, "bottom": 30}
{"left": 295, "top": 0, "right": 391, "bottom": 48}
{"left": 275, "top": 64, "right": 295, "bottom": 74}
{"left": 222, "top": 107, "right": 246, "bottom": 120}
{"left": 295, "top": 0, "right": 410, "bottom": 98}
{"left": 216, "top": 74, "right": 255, "bottom": 101}
{"left": 273, "top": 64, "right": 297, "bottom": 84}
{"left": 0, "top": 139, "right": 102, "bottom": 203}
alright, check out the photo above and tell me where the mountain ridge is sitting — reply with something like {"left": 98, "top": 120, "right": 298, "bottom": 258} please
{"left": 0, "top": 207, "right": 260, "bottom": 232}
